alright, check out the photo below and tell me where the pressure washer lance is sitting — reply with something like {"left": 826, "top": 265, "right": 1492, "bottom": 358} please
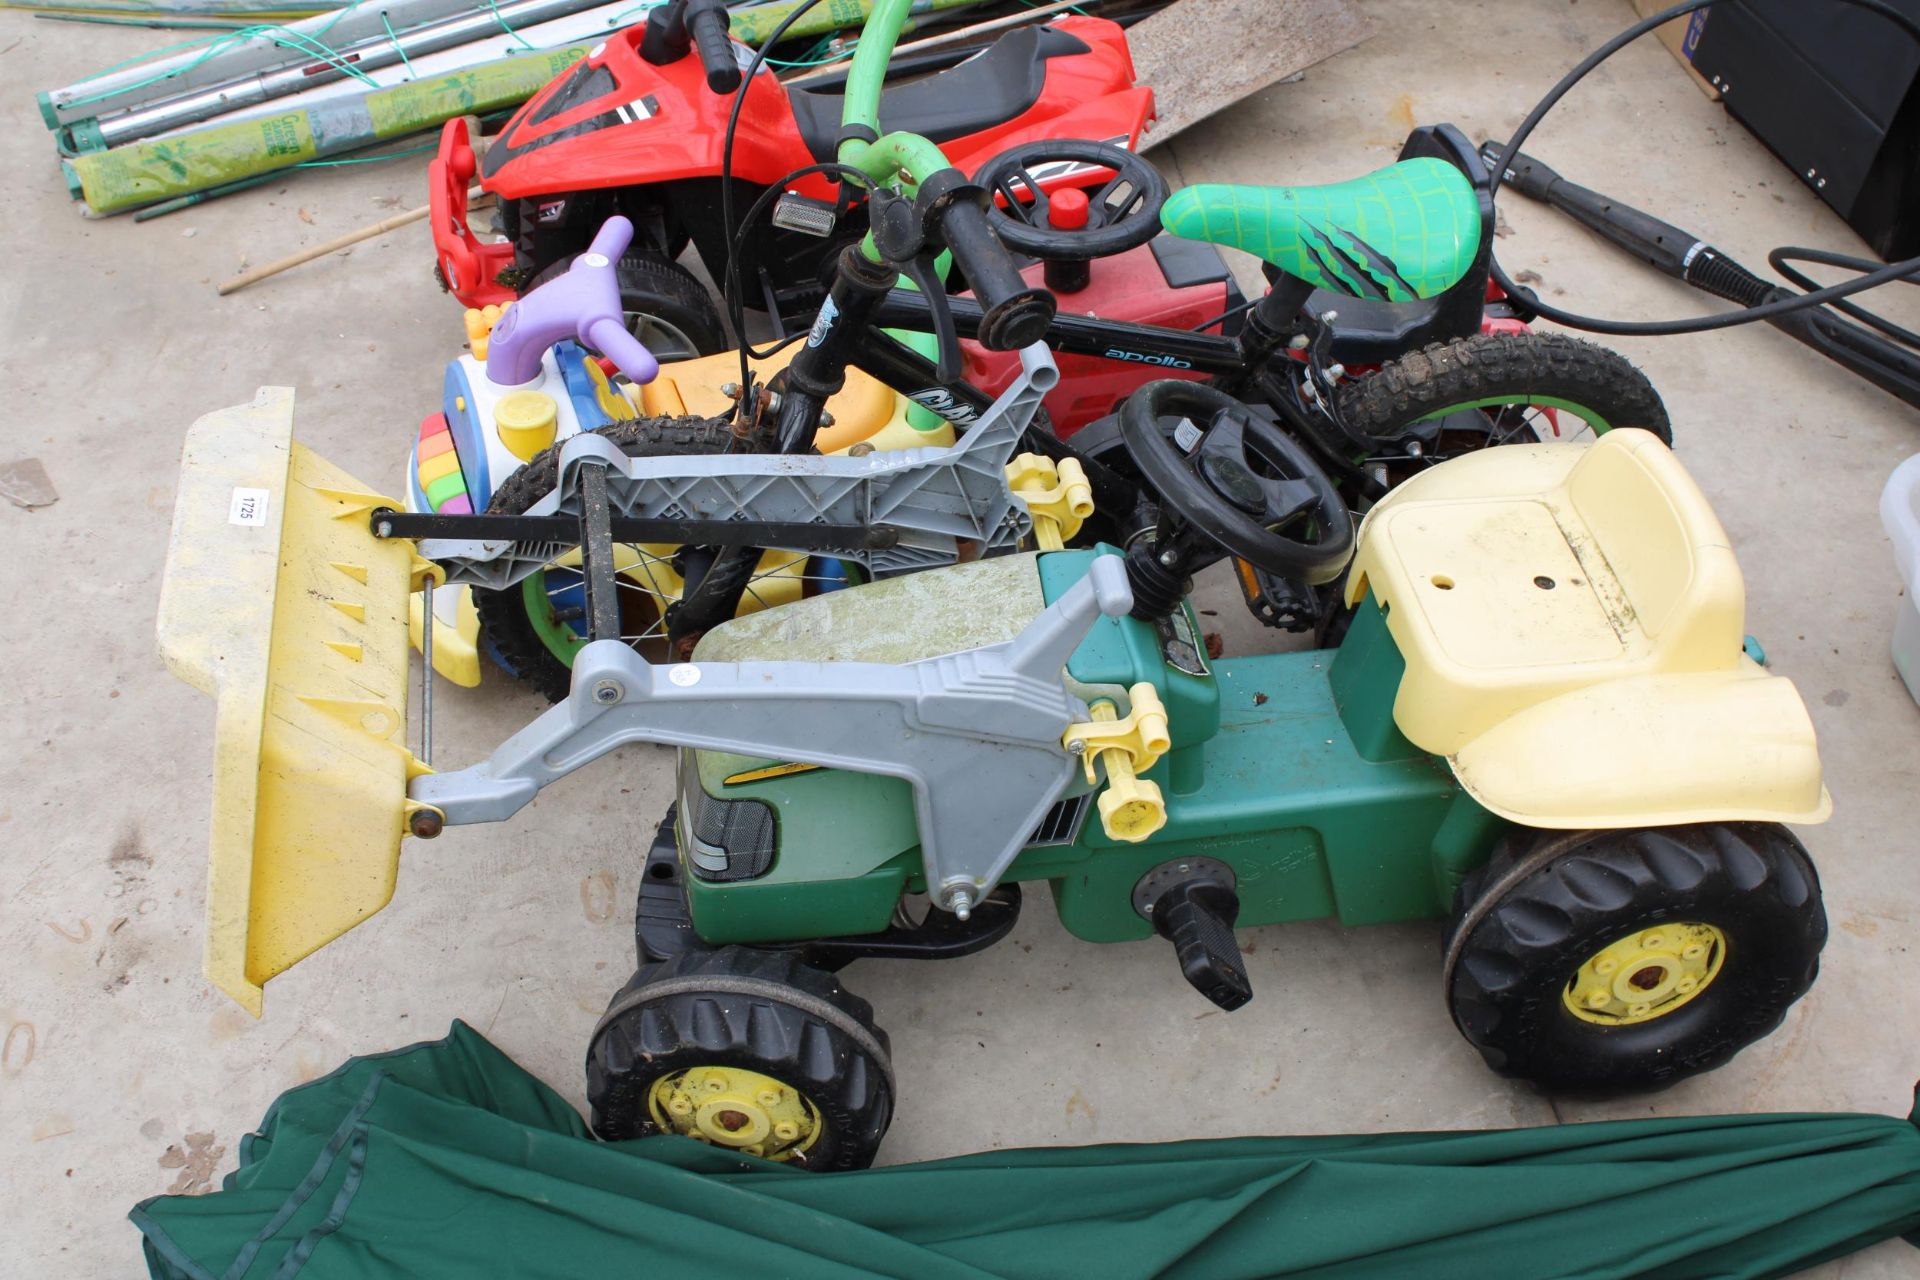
{"left": 1482, "top": 142, "right": 1920, "bottom": 410}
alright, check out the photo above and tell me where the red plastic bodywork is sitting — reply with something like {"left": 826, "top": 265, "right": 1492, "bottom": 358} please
{"left": 430, "top": 16, "right": 1151, "bottom": 309}
{"left": 961, "top": 242, "right": 1227, "bottom": 438}
{"left": 433, "top": 117, "right": 516, "bottom": 306}
{"left": 967, "top": 263, "right": 1537, "bottom": 439}
{"left": 1480, "top": 277, "right": 1529, "bottom": 337}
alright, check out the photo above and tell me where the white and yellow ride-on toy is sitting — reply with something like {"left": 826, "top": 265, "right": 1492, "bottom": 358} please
{"left": 406, "top": 213, "right": 978, "bottom": 699}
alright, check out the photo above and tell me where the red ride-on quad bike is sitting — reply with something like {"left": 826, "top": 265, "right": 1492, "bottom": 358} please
{"left": 430, "top": 1, "right": 1152, "bottom": 359}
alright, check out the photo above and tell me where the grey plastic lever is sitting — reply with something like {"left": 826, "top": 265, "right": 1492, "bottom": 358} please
{"left": 412, "top": 555, "right": 1134, "bottom": 915}
{"left": 422, "top": 342, "right": 1061, "bottom": 590}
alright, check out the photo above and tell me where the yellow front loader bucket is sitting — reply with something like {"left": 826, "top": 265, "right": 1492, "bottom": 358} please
{"left": 158, "top": 388, "right": 436, "bottom": 1015}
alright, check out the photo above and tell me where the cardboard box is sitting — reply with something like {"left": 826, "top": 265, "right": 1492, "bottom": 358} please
{"left": 1629, "top": 0, "right": 1719, "bottom": 99}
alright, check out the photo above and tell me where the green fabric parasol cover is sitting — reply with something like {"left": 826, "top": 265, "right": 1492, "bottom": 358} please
{"left": 131, "top": 1021, "right": 1920, "bottom": 1279}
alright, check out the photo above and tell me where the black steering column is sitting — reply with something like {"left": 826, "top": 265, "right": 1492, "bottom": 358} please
{"left": 1118, "top": 382, "right": 1355, "bottom": 621}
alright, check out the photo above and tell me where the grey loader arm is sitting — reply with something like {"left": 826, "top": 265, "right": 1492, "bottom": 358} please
{"left": 411, "top": 554, "right": 1135, "bottom": 916}
{"left": 421, "top": 342, "right": 1061, "bottom": 590}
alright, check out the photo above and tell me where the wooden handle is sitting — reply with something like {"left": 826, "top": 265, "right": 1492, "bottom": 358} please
{"left": 216, "top": 187, "right": 486, "bottom": 296}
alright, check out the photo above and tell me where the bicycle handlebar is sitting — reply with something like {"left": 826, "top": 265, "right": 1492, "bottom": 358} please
{"left": 920, "top": 168, "right": 1055, "bottom": 351}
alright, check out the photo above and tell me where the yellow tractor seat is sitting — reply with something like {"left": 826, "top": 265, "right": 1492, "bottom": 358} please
{"left": 1345, "top": 428, "right": 1829, "bottom": 828}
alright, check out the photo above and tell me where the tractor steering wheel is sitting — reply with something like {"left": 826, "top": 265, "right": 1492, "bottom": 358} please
{"left": 1121, "top": 383, "right": 1355, "bottom": 585}
{"left": 974, "top": 140, "right": 1168, "bottom": 261}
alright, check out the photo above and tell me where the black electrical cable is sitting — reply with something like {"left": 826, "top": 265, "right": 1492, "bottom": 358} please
{"left": 1488, "top": 0, "right": 1920, "bottom": 337}
{"left": 1769, "top": 247, "right": 1920, "bottom": 352}
{"left": 722, "top": 156, "right": 878, "bottom": 349}
{"left": 719, "top": 0, "right": 827, "bottom": 402}
{"left": 1190, "top": 297, "right": 1255, "bottom": 334}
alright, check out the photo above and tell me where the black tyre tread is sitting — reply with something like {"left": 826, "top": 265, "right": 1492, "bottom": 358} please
{"left": 1335, "top": 331, "right": 1673, "bottom": 443}
{"left": 586, "top": 946, "right": 894, "bottom": 1169}
{"left": 1443, "top": 823, "right": 1825, "bottom": 1094}
{"left": 475, "top": 415, "right": 737, "bottom": 702}
{"left": 528, "top": 251, "right": 728, "bottom": 357}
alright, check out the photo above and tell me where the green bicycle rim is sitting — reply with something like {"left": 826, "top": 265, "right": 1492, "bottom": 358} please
{"left": 1412, "top": 393, "right": 1613, "bottom": 434}
{"left": 521, "top": 568, "right": 589, "bottom": 668}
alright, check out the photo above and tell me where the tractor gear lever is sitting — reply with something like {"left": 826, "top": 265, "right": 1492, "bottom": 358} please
{"left": 1063, "top": 683, "right": 1171, "bottom": 843}
{"left": 1005, "top": 454, "right": 1094, "bottom": 551}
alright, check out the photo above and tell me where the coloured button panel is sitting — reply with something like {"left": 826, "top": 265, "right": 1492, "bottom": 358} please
{"left": 416, "top": 413, "right": 473, "bottom": 514}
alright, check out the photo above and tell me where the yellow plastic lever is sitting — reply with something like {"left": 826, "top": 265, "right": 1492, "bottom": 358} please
{"left": 1006, "top": 453, "right": 1095, "bottom": 551}
{"left": 1063, "top": 682, "right": 1171, "bottom": 843}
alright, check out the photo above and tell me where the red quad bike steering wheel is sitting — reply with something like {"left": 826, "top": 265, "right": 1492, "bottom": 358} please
{"left": 975, "top": 139, "right": 1169, "bottom": 260}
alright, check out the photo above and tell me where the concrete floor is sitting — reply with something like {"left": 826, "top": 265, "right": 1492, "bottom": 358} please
{"left": 4, "top": 1, "right": 1919, "bottom": 1274}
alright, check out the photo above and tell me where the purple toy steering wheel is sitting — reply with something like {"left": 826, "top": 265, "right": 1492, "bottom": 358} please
{"left": 484, "top": 216, "right": 662, "bottom": 387}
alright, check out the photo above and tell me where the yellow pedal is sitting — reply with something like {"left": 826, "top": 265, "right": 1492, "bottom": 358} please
{"left": 1063, "top": 682, "right": 1171, "bottom": 842}
{"left": 1006, "top": 453, "right": 1095, "bottom": 551}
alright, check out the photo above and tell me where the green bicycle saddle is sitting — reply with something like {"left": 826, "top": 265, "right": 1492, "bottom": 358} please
{"left": 1160, "top": 157, "right": 1479, "bottom": 302}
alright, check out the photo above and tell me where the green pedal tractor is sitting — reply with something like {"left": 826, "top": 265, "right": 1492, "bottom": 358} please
{"left": 161, "top": 377, "right": 1829, "bottom": 1171}
{"left": 584, "top": 390, "right": 1831, "bottom": 1169}
{"left": 155, "top": 0, "right": 1828, "bottom": 1174}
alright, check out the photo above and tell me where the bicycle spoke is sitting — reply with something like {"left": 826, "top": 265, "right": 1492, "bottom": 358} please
{"left": 738, "top": 577, "right": 775, "bottom": 613}
{"left": 1485, "top": 409, "right": 1534, "bottom": 447}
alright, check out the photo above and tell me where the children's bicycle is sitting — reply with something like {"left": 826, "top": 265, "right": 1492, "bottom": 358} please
{"left": 874, "top": 124, "right": 1672, "bottom": 631}
{"left": 464, "top": 112, "right": 1671, "bottom": 696}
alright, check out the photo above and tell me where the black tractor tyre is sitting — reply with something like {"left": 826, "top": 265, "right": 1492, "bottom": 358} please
{"left": 475, "top": 416, "right": 737, "bottom": 702}
{"left": 1335, "top": 330, "right": 1673, "bottom": 448}
{"left": 1442, "top": 822, "right": 1826, "bottom": 1094}
{"left": 586, "top": 946, "right": 895, "bottom": 1170}
{"left": 528, "top": 250, "right": 728, "bottom": 360}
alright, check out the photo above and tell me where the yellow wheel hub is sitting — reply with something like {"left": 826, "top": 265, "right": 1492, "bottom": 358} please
{"left": 1564, "top": 922, "right": 1728, "bottom": 1026}
{"left": 647, "top": 1066, "right": 822, "bottom": 1161}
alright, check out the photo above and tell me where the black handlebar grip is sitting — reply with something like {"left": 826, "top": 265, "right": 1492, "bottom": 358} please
{"left": 919, "top": 169, "right": 1054, "bottom": 352}
{"left": 1480, "top": 139, "right": 1561, "bottom": 202}
{"left": 688, "top": 0, "right": 742, "bottom": 94}
{"left": 1484, "top": 142, "right": 1704, "bottom": 279}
